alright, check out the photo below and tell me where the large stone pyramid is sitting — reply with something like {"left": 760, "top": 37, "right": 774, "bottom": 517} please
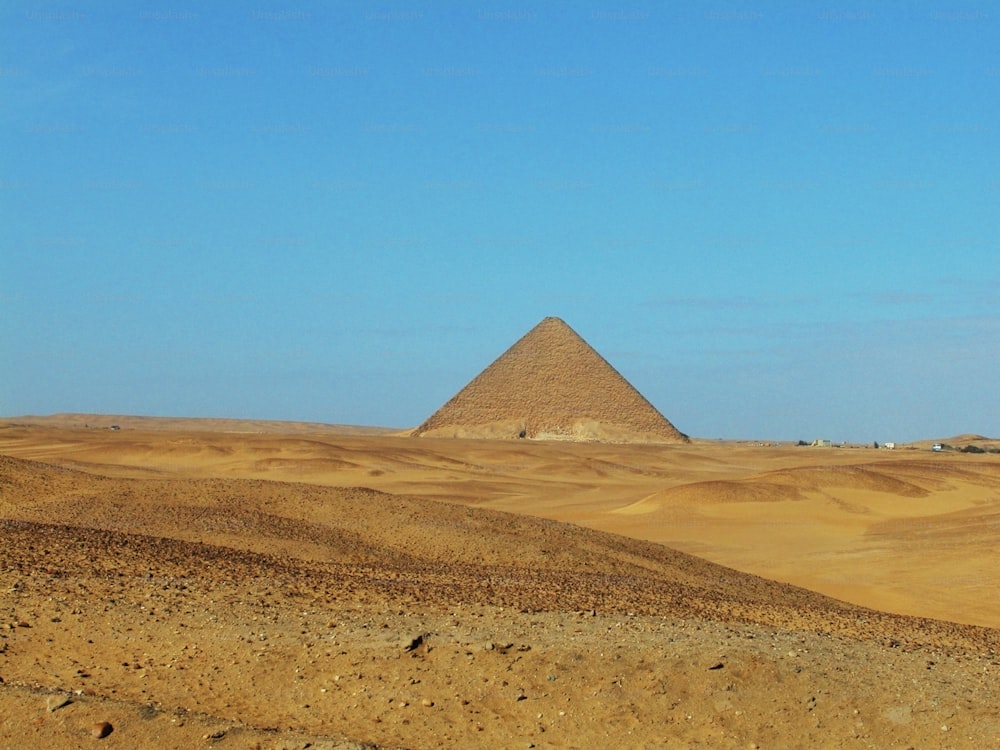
{"left": 413, "top": 317, "right": 688, "bottom": 443}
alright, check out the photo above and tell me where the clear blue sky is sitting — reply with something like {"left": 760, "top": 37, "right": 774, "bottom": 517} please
{"left": 2, "top": 1, "right": 998, "bottom": 442}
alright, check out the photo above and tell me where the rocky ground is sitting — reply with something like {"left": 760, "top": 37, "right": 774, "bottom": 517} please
{"left": 1, "top": 427, "right": 999, "bottom": 748}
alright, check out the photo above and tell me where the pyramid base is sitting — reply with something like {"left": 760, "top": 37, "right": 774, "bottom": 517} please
{"left": 415, "top": 418, "right": 687, "bottom": 444}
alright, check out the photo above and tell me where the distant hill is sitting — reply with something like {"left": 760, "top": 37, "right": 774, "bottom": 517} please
{"left": 907, "top": 434, "right": 1000, "bottom": 451}
{"left": 1, "top": 413, "right": 399, "bottom": 436}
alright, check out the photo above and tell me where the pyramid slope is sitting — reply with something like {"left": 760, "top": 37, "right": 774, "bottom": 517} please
{"left": 414, "top": 317, "right": 688, "bottom": 443}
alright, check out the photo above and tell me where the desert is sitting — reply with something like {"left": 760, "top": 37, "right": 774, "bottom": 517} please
{"left": 8, "top": 4, "right": 998, "bottom": 747}
{"left": 1, "top": 415, "right": 999, "bottom": 749}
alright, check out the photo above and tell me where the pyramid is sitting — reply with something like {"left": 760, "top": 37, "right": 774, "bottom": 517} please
{"left": 413, "top": 317, "right": 688, "bottom": 443}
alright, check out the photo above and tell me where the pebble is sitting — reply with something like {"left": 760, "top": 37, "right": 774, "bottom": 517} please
{"left": 403, "top": 634, "right": 424, "bottom": 652}
{"left": 91, "top": 722, "right": 113, "bottom": 739}
{"left": 422, "top": 698, "right": 434, "bottom": 707}
{"left": 46, "top": 694, "right": 72, "bottom": 712}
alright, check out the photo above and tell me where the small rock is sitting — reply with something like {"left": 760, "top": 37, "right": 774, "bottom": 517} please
{"left": 404, "top": 634, "right": 429, "bottom": 655}
{"left": 91, "top": 722, "right": 113, "bottom": 739}
{"left": 204, "top": 728, "right": 227, "bottom": 740}
{"left": 421, "top": 698, "right": 434, "bottom": 707}
{"left": 708, "top": 662, "right": 724, "bottom": 670}
{"left": 46, "top": 694, "right": 72, "bottom": 712}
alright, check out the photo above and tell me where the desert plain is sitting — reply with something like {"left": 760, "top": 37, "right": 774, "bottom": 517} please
{"left": 1, "top": 414, "right": 998, "bottom": 748}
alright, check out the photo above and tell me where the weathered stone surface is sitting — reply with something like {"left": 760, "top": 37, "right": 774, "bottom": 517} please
{"left": 414, "top": 317, "right": 687, "bottom": 443}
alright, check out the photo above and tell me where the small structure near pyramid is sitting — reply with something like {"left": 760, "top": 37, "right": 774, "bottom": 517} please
{"left": 413, "top": 317, "right": 688, "bottom": 443}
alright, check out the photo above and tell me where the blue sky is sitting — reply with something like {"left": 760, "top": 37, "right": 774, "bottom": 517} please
{"left": 2, "top": 1, "right": 998, "bottom": 442}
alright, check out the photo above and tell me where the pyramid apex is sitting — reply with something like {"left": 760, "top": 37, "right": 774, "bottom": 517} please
{"left": 532, "top": 316, "right": 578, "bottom": 334}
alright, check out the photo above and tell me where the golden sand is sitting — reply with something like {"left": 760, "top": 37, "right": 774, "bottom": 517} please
{"left": 1, "top": 418, "right": 998, "bottom": 748}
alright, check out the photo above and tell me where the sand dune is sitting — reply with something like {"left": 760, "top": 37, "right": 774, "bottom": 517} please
{"left": 2, "top": 420, "right": 999, "bottom": 748}
{"left": 3, "top": 422, "right": 999, "bottom": 626}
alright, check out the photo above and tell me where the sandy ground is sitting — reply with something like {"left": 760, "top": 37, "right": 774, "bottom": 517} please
{"left": 1, "top": 418, "right": 998, "bottom": 748}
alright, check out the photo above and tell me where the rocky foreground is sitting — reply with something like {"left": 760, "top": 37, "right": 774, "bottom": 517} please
{"left": 1, "top": 454, "right": 998, "bottom": 748}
